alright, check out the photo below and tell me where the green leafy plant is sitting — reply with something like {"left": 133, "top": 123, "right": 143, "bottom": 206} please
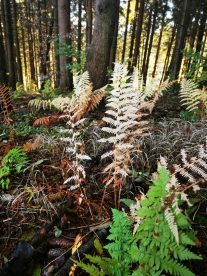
{"left": 51, "top": 38, "right": 88, "bottom": 74}
{"left": 73, "top": 164, "right": 202, "bottom": 276}
{"left": 0, "top": 147, "right": 28, "bottom": 189}
{"left": 182, "top": 48, "right": 207, "bottom": 83}
{"left": 180, "top": 109, "right": 202, "bottom": 122}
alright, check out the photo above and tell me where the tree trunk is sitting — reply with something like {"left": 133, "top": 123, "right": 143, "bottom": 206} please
{"left": 11, "top": 0, "right": 23, "bottom": 84}
{"left": 152, "top": 4, "right": 167, "bottom": 78}
{"left": 77, "top": 0, "right": 82, "bottom": 65}
{"left": 168, "top": 0, "right": 191, "bottom": 80}
{"left": 128, "top": 0, "right": 139, "bottom": 70}
{"left": 108, "top": 0, "right": 120, "bottom": 74}
{"left": 122, "top": 0, "right": 131, "bottom": 62}
{"left": 0, "top": 15, "right": 7, "bottom": 85}
{"left": 85, "top": 0, "right": 120, "bottom": 89}
{"left": 143, "top": 0, "right": 158, "bottom": 83}
{"left": 2, "top": 0, "right": 16, "bottom": 89}
{"left": 141, "top": 5, "right": 152, "bottom": 75}
{"left": 86, "top": 0, "right": 93, "bottom": 45}
{"left": 53, "top": 0, "right": 60, "bottom": 87}
{"left": 132, "top": 0, "right": 145, "bottom": 68}
{"left": 58, "top": 0, "right": 73, "bottom": 90}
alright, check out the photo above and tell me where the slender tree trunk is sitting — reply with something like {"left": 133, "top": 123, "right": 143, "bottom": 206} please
{"left": 128, "top": 0, "right": 139, "bottom": 70}
{"left": 161, "top": 25, "right": 176, "bottom": 83}
{"left": 0, "top": 15, "right": 7, "bottom": 85}
{"left": 53, "top": 0, "right": 60, "bottom": 87}
{"left": 108, "top": 0, "right": 120, "bottom": 73}
{"left": 143, "top": 0, "right": 158, "bottom": 83}
{"left": 196, "top": 4, "right": 207, "bottom": 54}
{"left": 132, "top": 0, "right": 145, "bottom": 68}
{"left": 2, "top": 0, "right": 16, "bottom": 89}
{"left": 77, "top": 0, "right": 82, "bottom": 65}
{"left": 141, "top": 5, "right": 152, "bottom": 75}
{"left": 85, "top": 0, "right": 120, "bottom": 89}
{"left": 58, "top": 0, "right": 73, "bottom": 90}
{"left": 86, "top": 0, "right": 92, "bottom": 45}
{"left": 152, "top": 4, "right": 166, "bottom": 78}
{"left": 168, "top": 0, "right": 191, "bottom": 80}
{"left": 122, "top": 0, "right": 131, "bottom": 62}
{"left": 11, "top": 0, "right": 23, "bottom": 84}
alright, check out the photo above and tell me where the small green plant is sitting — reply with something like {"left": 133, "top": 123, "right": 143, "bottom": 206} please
{"left": 73, "top": 164, "right": 202, "bottom": 276}
{"left": 180, "top": 109, "right": 202, "bottom": 122}
{"left": 51, "top": 38, "right": 88, "bottom": 74}
{"left": 11, "top": 121, "right": 43, "bottom": 137}
{"left": 0, "top": 147, "right": 28, "bottom": 189}
{"left": 182, "top": 48, "right": 207, "bottom": 83}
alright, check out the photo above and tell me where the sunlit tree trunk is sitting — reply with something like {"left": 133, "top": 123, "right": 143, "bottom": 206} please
{"left": 85, "top": 0, "right": 119, "bottom": 89}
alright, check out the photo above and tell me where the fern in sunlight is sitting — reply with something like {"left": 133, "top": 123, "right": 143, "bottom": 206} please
{"left": 28, "top": 71, "right": 106, "bottom": 117}
{"left": 98, "top": 63, "right": 149, "bottom": 201}
{"left": 179, "top": 78, "right": 207, "bottom": 113}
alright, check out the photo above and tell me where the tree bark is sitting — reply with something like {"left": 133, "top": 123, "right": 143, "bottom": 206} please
{"left": 168, "top": 0, "right": 191, "bottom": 80}
{"left": 11, "top": 0, "right": 23, "bottom": 84}
{"left": 58, "top": 0, "right": 73, "bottom": 90}
{"left": 2, "top": 0, "right": 16, "bottom": 89}
{"left": 122, "top": 0, "right": 131, "bottom": 62}
{"left": 132, "top": 0, "right": 145, "bottom": 68}
{"left": 85, "top": 0, "right": 120, "bottom": 89}
{"left": 86, "top": 0, "right": 93, "bottom": 45}
{"left": 128, "top": 0, "right": 139, "bottom": 70}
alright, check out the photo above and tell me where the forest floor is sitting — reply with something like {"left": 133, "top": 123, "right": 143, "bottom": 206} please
{"left": 0, "top": 92, "right": 207, "bottom": 276}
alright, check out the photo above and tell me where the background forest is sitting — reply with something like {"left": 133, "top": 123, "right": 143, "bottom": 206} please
{"left": 0, "top": 1, "right": 207, "bottom": 276}
{"left": 0, "top": 0, "right": 206, "bottom": 91}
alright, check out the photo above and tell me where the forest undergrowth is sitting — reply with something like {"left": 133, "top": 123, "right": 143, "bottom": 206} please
{"left": 0, "top": 65, "right": 207, "bottom": 275}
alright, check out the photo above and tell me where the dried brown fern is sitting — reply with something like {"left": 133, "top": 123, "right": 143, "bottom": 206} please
{"left": 23, "top": 136, "right": 45, "bottom": 152}
{"left": 71, "top": 82, "right": 106, "bottom": 117}
{"left": 33, "top": 115, "right": 64, "bottom": 127}
{"left": 0, "top": 84, "right": 14, "bottom": 125}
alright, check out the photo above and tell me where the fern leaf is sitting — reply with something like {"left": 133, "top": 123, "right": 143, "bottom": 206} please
{"left": 164, "top": 207, "right": 179, "bottom": 244}
{"left": 173, "top": 245, "right": 202, "bottom": 261}
{"left": 180, "top": 79, "right": 202, "bottom": 112}
{"left": 161, "top": 257, "right": 196, "bottom": 276}
{"left": 72, "top": 258, "right": 106, "bottom": 276}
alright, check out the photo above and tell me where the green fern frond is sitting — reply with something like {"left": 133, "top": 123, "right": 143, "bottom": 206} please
{"left": 161, "top": 257, "right": 196, "bottom": 276}
{"left": 72, "top": 258, "right": 106, "bottom": 275}
{"left": 172, "top": 245, "right": 201, "bottom": 261}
